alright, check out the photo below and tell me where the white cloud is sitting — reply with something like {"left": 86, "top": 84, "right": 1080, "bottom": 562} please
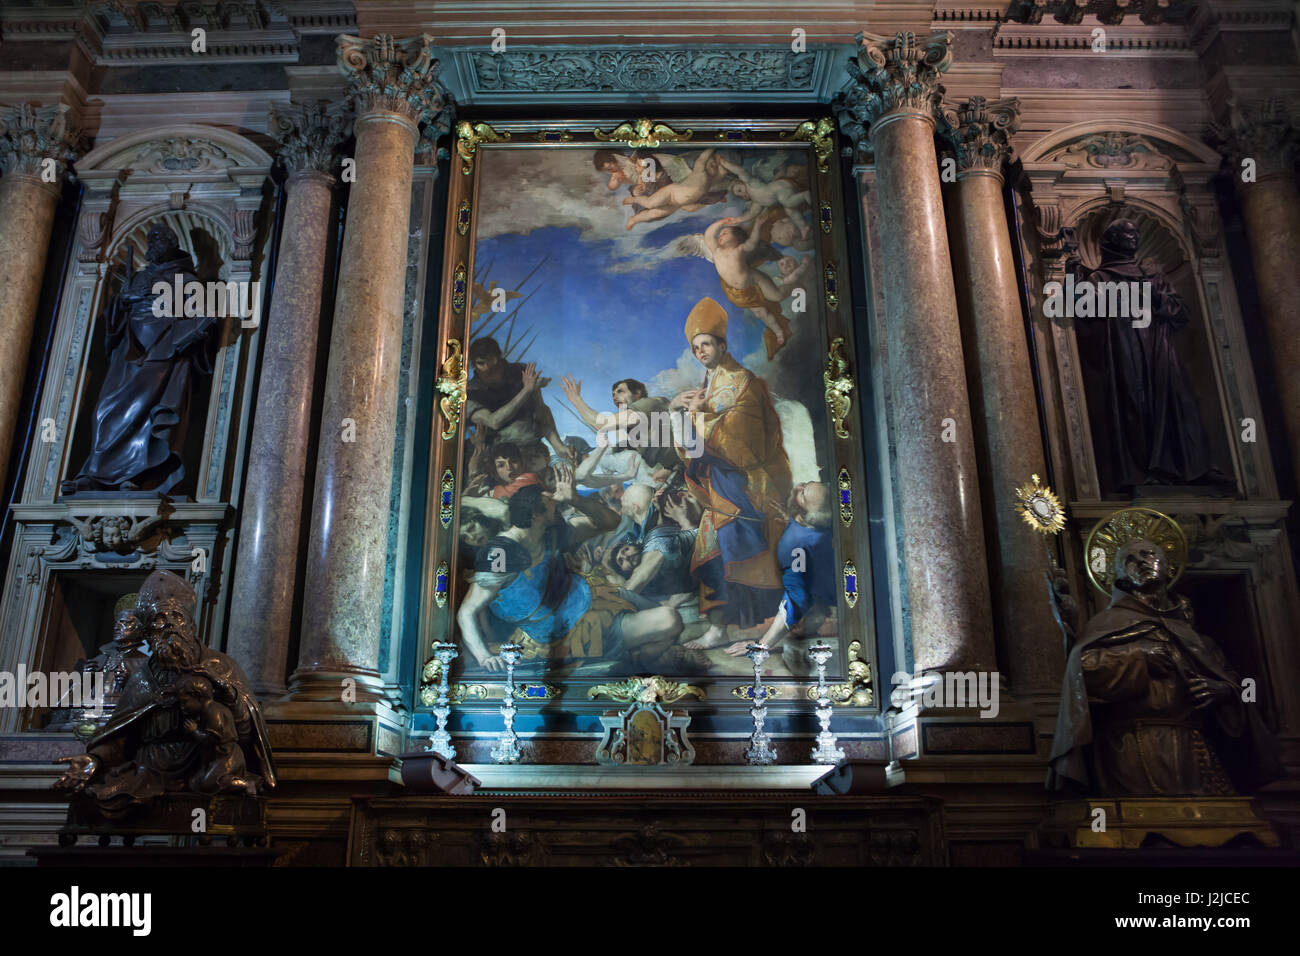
{"left": 474, "top": 148, "right": 745, "bottom": 273}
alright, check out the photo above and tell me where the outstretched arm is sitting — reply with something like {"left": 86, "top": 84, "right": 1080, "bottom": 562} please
{"left": 717, "top": 156, "right": 748, "bottom": 181}
{"left": 458, "top": 580, "right": 507, "bottom": 671}
{"left": 552, "top": 462, "right": 620, "bottom": 539}
{"left": 623, "top": 549, "right": 665, "bottom": 593}
{"left": 474, "top": 362, "right": 540, "bottom": 433}
{"left": 560, "top": 375, "right": 603, "bottom": 429}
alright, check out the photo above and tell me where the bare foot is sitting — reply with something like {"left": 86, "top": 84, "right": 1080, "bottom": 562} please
{"left": 683, "top": 625, "right": 730, "bottom": 650}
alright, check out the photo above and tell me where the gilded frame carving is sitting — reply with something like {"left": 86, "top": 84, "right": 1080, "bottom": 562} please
{"left": 418, "top": 117, "right": 879, "bottom": 739}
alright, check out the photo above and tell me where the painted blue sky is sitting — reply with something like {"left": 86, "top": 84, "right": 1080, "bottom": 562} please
{"left": 468, "top": 146, "right": 829, "bottom": 482}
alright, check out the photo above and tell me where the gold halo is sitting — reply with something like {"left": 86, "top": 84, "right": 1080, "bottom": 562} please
{"left": 1084, "top": 507, "right": 1187, "bottom": 594}
{"left": 114, "top": 592, "right": 139, "bottom": 616}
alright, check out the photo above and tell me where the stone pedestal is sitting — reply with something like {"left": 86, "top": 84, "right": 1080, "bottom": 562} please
{"left": 228, "top": 103, "right": 350, "bottom": 697}
{"left": 0, "top": 104, "right": 77, "bottom": 498}
{"left": 836, "top": 32, "right": 995, "bottom": 675}
{"left": 942, "top": 97, "right": 1063, "bottom": 702}
{"left": 291, "top": 35, "right": 450, "bottom": 703}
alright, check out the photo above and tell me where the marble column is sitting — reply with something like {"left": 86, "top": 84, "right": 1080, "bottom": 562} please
{"left": 0, "top": 103, "right": 78, "bottom": 499}
{"left": 291, "top": 35, "right": 450, "bottom": 701}
{"left": 227, "top": 102, "right": 351, "bottom": 697}
{"left": 940, "top": 97, "right": 1062, "bottom": 698}
{"left": 1209, "top": 101, "right": 1300, "bottom": 479}
{"left": 836, "top": 32, "right": 996, "bottom": 673}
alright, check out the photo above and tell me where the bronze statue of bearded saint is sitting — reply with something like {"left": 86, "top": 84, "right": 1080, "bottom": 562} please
{"left": 61, "top": 222, "right": 217, "bottom": 496}
{"left": 1048, "top": 539, "right": 1279, "bottom": 796}
{"left": 54, "top": 571, "right": 275, "bottom": 815}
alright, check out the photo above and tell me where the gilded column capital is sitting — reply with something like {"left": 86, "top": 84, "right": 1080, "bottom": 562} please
{"left": 0, "top": 103, "right": 81, "bottom": 187}
{"left": 1205, "top": 99, "right": 1300, "bottom": 181}
{"left": 940, "top": 96, "right": 1020, "bottom": 179}
{"left": 833, "top": 31, "right": 954, "bottom": 152}
{"left": 269, "top": 100, "right": 353, "bottom": 180}
{"left": 336, "top": 33, "right": 453, "bottom": 148}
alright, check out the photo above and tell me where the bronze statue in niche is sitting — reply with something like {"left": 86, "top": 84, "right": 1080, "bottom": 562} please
{"left": 1049, "top": 537, "right": 1278, "bottom": 796}
{"left": 53, "top": 571, "right": 275, "bottom": 814}
{"left": 1070, "top": 219, "right": 1229, "bottom": 493}
{"left": 61, "top": 223, "right": 217, "bottom": 496}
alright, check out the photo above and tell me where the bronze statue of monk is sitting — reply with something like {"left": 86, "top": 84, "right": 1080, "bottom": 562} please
{"left": 1049, "top": 538, "right": 1279, "bottom": 796}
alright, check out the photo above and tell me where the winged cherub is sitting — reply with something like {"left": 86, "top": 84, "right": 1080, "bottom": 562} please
{"left": 676, "top": 215, "right": 795, "bottom": 358}
{"left": 620, "top": 148, "right": 731, "bottom": 230}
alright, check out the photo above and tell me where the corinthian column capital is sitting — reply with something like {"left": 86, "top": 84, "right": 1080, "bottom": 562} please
{"left": 0, "top": 103, "right": 81, "bottom": 186}
{"left": 1205, "top": 99, "right": 1300, "bottom": 181}
{"left": 269, "top": 100, "right": 354, "bottom": 180}
{"left": 834, "top": 30, "right": 954, "bottom": 153}
{"left": 336, "top": 33, "right": 453, "bottom": 146}
{"left": 941, "top": 96, "right": 1021, "bottom": 179}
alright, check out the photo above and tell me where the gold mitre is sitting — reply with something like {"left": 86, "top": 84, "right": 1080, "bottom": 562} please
{"left": 685, "top": 297, "right": 728, "bottom": 344}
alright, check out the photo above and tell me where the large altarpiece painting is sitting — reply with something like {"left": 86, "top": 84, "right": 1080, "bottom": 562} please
{"left": 419, "top": 120, "right": 876, "bottom": 740}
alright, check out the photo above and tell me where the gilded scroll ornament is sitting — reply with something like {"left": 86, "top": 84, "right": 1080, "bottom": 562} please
{"left": 782, "top": 117, "right": 835, "bottom": 172}
{"left": 1085, "top": 507, "right": 1187, "bottom": 595}
{"left": 587, "top": 676, "right": 704, "bottom": 704}
{"left": 824, "top": 337, "right": 854, "bottom": 439}
{"left": 436, "top": 339, "right": 468, "bottom": 440}
{"left": 593, "top": 119, "right": 693, "bottom": 149}
{"left": 456, "top": 121, "right": 510, "bottom": 175}
{"left": 821, "top": 640, "right": 872, "bottom": 707}
{"left": 448, "top": 683, "right": 489, "bottom": 705}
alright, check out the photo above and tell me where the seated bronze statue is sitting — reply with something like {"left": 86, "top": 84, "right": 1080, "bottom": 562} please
{"left": 1049, "top": 538, "right": 1279, "bottom": 796}
{"left": 54, "top": 571, "right": 275, "bottom": 816}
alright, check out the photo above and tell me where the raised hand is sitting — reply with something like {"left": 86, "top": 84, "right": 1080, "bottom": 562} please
{"left": 521, "top": 362, "right": 541, "bottom": 392}
{"left": 561, "top": 375, "right": 583, "bottom": 404}
{"left": 551, "top": 462, "right": 575, "bottom": 503}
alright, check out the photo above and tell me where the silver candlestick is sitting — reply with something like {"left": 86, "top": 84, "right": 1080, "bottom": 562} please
{"left": 808, "top": 641, "right": 845, "bottom": 764}
{"left": 490, "top": 642, "right": 522, "bottom": 764}
{"left": 744, "top": 643, "right": 777, "bottom": 765}
{"left": 427, "top": 642, "right": 458, "bottom": 760}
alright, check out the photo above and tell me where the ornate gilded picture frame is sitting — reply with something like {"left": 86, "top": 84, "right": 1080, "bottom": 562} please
{"left": 418, "top": 117, "right": 877, "bottom": 744}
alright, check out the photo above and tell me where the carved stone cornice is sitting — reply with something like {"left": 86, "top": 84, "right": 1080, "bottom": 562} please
{"left": 940, "top": 96, "right": 1020, "bottom": 177}
{"left": 1002, "top": 0, "right": 1198, "bottom": 25}
{"left": 467, "top": 47, "right": 817, "bottom": 95}
{"left": 0, "top": 103, "right": 81, "bottom": 185}
{"left": 336, "top": 33, "right": 454, "bottom": 147}
{"left": 269, "top": 100, "right": 353, "bottom": 178}
{"left": 834, "top": 31, "right": 953, "bottom": 153}
{"left": 1205, "top": 99, "right": 1300, "bottom": 180}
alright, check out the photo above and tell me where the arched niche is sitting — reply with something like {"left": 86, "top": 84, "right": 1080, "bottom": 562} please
{"left": 23, "top": 124, "right": 273, "bottom": 507}
{"left": 1067, "top": 198, "right": 1236, "bottom": 497}
{"left": 1021, "top": 118, "right": 1274, "bottom": 504}
{"left": 63, "top": 208, "right": 238, "bottom": 502}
